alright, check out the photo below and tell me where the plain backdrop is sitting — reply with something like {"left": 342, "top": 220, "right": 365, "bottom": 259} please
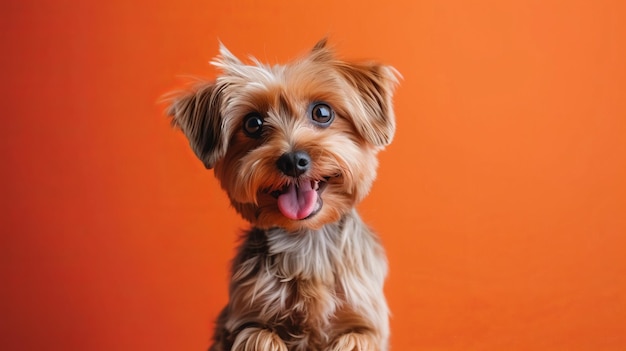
{"left": 1, "top": 0, "right": 625, "bottom": 350}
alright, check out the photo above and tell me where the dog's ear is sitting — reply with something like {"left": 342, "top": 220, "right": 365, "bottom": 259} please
{"left": 308, "top": 38, "right": 335, "bottom": 63}
{"left": 337, "top": 62, "right": 400, "bottom": 147}
{"left": 167, "top": 81, "right": 228, "bottom": 169}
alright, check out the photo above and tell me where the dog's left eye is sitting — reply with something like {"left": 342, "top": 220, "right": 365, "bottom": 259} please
{"left": 310, "top": 102, "right": 334, "bottom": 127}
{"left": 243, "top": 113, "right": 264, "bottom": 138}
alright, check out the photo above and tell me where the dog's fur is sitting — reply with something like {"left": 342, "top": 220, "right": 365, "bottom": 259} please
{"left": 167, "top": 39, "right": 399, "bottom": 351}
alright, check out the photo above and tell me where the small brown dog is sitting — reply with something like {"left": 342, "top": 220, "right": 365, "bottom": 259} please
{"left": 167, "top": 39, "right": 399, "bottom": 351}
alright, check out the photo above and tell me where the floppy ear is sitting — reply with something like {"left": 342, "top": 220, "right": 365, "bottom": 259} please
{"left": 337, "top": 62, "right": 400, "bottom": 147}
{"left": 166, "top": 81, "right": 228, "bottom": 169}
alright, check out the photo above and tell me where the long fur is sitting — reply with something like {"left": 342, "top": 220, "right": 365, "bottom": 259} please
{"left": 167, "top": 40, "right": 399, "bottom": 351}
{"left": 213, "top": 211, "right": 388, "bottom": 351}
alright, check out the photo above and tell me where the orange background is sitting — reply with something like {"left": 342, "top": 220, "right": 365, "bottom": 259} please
{"left": 2, "top": 0, "right": 625, "bottom": 350}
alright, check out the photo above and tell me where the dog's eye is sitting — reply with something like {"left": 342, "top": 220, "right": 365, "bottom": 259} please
{"left": 243, "top": 113, "right": 264, "bottom": 138}
{"left": 310, "top": 102, "right": 334, "bottom": 127}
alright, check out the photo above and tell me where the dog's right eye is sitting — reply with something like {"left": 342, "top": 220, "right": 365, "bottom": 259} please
{"left": 243, "top": 113, "right": 264, "bottom": 138}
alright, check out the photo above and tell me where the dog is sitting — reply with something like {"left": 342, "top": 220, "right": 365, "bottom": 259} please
{"left": 167, "top": 39, "right": 399, "bottom": 351}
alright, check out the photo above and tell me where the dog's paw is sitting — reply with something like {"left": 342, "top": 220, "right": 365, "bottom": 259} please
{"left": 328, "top": 332, "right": 378, "bottom": 351}
{"left": 231, "top": 328, "right": 287, "bottom": 351}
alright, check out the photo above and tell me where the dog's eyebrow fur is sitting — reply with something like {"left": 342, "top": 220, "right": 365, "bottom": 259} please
{"left": 277, "top": 91, "right": 298, "bottom": 121}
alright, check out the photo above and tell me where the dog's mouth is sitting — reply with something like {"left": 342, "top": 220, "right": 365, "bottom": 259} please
{"left": 266, "top": 177, "right": 330, "bottom": 220}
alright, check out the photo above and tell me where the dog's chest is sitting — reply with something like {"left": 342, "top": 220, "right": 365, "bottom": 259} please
{"left": 264, "top": 226, "right": 348, "bottom": 321}
{"left": 228, "top": 216, "right": 387, "bottom": 350}
{"left": 268, "top": 254, "right": 344, "bottom": 350}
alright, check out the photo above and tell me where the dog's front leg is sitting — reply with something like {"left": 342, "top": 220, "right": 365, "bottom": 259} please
{"left": 231, "top": 327, "right": 287, "bottom": 351}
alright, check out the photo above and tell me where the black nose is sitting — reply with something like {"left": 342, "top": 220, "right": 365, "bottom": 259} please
{"left": 276, "top": 151, "right": 311, "bottom": 177}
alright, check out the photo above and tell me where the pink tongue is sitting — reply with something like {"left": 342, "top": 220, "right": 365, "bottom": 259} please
{"left": 277, "top": 180, "right": 318, "bottom": 220}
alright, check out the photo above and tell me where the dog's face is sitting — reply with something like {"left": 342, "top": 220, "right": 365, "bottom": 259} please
{"left": 168, "top": 40, "right": 399, "bottom": 231}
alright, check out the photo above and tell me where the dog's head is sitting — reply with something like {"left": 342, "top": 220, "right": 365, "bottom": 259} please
{"left": 167, "top": 39, "right": 399, "bottom": 231}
